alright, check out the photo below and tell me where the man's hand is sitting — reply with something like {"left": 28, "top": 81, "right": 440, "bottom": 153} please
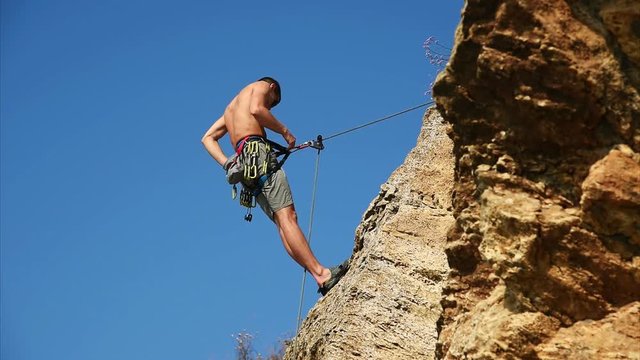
{"left": 223, "top": 154, "right": 237, "bottom": 171}
{"left": 283, "top": 129, "right": 296, "bottom": 149}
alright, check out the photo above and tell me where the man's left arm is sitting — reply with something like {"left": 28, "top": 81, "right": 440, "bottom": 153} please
{"left": 249, "top": 83, "right": 296, "bottom": 148}
{"left": 201, "top": 116, "right": 229, "bottom": 167}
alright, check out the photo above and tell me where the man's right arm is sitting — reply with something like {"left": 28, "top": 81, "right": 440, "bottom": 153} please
{"left": 201, "top": 115, "right": 228, "bottom": 167}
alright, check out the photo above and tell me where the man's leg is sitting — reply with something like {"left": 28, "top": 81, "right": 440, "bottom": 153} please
{"left": 273, "top": 205, "right": 331, "bottom": 286}
{"left": 253, "top": 157, "right": 332, "bottom": 287}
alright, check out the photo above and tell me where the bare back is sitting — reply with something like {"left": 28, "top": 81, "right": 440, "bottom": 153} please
{"left": 224, "top": 82, "right": 267, "bottom": 146}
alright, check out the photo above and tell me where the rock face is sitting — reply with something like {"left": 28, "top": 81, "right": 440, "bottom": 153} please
{"left": 285, "top": 109, "right": 455, "bottom": 359}
{"left": 288, "top": 1, "right": 640, "bottom": 359}
{"left": 433, "top": 0, "right": 640, "bottom": 359}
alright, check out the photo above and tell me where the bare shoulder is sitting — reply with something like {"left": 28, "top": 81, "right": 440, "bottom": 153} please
{"left": 249, "top": 80, "right": 269, "bottom": 94}
{"left": 233, "top": 82, "right": 269, "bottom": 106}
{"left": 236, "top": 81, "right": 264, "bottom": 98}
{"left": 228, "top": 82, "right": 255, "bottom": 108}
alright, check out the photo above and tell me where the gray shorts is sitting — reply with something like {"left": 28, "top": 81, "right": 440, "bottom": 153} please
{"left": 256, "top": 168, "right": 294, "bottom": 222}
{"left": 240, "top": 140, "right": 294, "bottom": 222}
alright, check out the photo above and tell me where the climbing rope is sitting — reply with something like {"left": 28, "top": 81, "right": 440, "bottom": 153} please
{"left": 293, "top": 101, "right": 433, "bottom": 332}
{"left": 322, "top": 101, "right": 434, "bottom": 142}
{"left": 296, "top": 143, "right": 323, "bottom": 332}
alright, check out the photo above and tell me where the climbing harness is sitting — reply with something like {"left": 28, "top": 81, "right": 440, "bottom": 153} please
{"left": 230, "top": 135, "right": 324, "bottom": 222}
{"left": 234, "top": 136, "right": 274, "bottom": 221}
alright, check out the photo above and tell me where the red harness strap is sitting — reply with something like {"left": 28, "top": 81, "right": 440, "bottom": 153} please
{"left": 235, "top": 135, "right": 265, "bottom": 155}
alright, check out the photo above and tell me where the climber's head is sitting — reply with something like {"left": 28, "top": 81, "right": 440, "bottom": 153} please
{"left": 259, "top": 76, "right": 281, "bottom": 108}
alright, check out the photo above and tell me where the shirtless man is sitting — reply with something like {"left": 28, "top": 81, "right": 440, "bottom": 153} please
{"left": 201, "top": 77, "right": 347, "bottom": 295}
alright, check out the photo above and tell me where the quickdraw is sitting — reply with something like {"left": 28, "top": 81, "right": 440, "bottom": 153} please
{"left": 240, "top": 140, "right": 270, "bottom": 181}
{"left": 239, "top": 186, "right": 257, "bottom": 221}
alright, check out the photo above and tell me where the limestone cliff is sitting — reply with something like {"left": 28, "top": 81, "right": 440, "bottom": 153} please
{"left": 286, "top": 109, "right": 455, "bottom": 359}
{"left": 287, "top": 0, "right": 640, "bottom": 359}
{"left": 433, "top": 0, "right": 640, "bottom": 358}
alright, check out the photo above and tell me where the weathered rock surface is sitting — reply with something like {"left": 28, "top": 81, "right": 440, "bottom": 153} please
{"left": 536, "top": 302, "right": 640, "bottom": 359}
{"left": 287, "top": 1, "right": 640, "bottom": 359}
{"left": 433, "top": 0, "right": 640, "bottom": 359}
{"left": 285, "top": 109, "right": 455, "bottom": 360}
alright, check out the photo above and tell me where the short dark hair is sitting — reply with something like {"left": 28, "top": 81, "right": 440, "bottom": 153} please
{"left": 258, "top": 76, "right": 281, "bottom": 107}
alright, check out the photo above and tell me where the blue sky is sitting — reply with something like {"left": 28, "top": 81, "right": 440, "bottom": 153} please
{"left": 1, "top": 1, "right": 462, "bottom": 359}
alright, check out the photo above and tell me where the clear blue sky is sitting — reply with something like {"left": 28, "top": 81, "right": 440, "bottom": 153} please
{"left": 1, "top": 1, "right": 462, "bottom": 359}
